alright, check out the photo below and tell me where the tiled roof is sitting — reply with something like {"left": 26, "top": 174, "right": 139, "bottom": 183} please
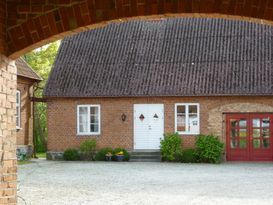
{"left": 44, "top": 18, "right": 273, "bottom": 97}
{"left": 16, "top": 58, "right": 42, "bottom": 81}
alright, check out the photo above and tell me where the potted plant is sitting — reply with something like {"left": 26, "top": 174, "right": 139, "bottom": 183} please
{"left": 105, "top": 152, "right": 113, "bottom": 161}
{"left": 115, "top": 151, "right": 124, "bottom": 162}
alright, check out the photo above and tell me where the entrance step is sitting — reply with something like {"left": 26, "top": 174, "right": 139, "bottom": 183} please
{"left": 130, "top": 150, "right": 161, "bottom": 162}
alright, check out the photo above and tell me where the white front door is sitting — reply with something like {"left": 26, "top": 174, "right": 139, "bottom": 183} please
{"left": 134, "top": 104, "right": 164, "bottom": 150}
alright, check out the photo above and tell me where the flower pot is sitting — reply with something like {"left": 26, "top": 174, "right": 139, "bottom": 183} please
{"left": 105, "top": 156, "right": 112, "bottom": 161}
{"left": 116, "top": 155, "right": 124, "bottom": 162}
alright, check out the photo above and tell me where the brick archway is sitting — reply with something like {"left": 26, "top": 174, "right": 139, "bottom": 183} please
{"left": 3, "top": 0, "right": 273, "bottom": 58}
{"left": 1, "top": 0, "right": 273, "bottom": 204}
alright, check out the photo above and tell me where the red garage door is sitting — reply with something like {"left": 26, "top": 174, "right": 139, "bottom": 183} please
{"left": 226, "top": 114, "right": 273, "bottom": 161}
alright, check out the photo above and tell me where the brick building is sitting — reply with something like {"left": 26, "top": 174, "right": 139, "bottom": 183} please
{"left": 15, "top": 58, "right": 41, "bottom": 156}
{"left": 2, "top": 1, "right": 273, "bottom": 204}
{"left": 44, "top": 18, "right": 273, "bottom": 162}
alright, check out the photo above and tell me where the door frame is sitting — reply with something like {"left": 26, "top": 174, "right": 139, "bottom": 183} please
{"left": 133, "top": 104, "right": 164, "bottom": 150}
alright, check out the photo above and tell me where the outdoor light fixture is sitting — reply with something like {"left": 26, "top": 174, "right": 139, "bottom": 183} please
{"left": 121, "top": 113, "right": 127, "bottom": 122}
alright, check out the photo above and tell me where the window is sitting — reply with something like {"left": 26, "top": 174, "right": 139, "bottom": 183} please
{"left": 16, "top": 90, "right": 20, "bottom": 128}
{"left": 77, "top": 105, "right": 101, "bottom": 135}
{"left": 175, "top": 103, "right": 200, "bottom": 135}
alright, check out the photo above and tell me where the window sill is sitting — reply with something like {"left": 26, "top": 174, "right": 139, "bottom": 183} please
{"left": 16, "top": 127, "right": 22, "bottom": 131}
{"left": 77, "top": 133, "right": 101, "bottom": 136}
{"left": 177, "top": 132, "right": 200, "bottom": 136}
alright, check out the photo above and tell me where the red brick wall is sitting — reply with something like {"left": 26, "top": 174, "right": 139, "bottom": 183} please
{"left": 47, "top": 96, "right": 273, "bottom": 152}
{"left": 5, "top": 1, "right": 273, "bottom": 58}
{"left": 0, "top": 0, "right": 6, "bottom": 54}
{"left": 16, "top": 77, "right": 34, "bottom": 147}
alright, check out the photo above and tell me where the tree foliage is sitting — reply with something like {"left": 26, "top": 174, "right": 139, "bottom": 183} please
{"left": 22, "top": 41, "right": 60, "bottom": 153}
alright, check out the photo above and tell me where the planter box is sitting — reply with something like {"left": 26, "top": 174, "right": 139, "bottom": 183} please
{"left": 116, "top": 155, "right": 124, "bottom": 162}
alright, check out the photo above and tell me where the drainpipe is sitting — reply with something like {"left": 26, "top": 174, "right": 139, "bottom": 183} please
{"left": 32, "top": 82, "right": 41, "bottom": 158}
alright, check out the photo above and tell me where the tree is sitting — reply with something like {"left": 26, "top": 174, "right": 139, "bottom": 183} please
{"left": 23, "top": 41, "right": 60, "bottom": 154}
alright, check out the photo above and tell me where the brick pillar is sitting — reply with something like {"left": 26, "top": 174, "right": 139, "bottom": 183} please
{"left": 0, "top": 55, "right": 17, "bottom": 204}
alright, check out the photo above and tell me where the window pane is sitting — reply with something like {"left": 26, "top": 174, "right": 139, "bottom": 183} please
{"left": 262, "top": 129, "right": 270, "bottom": 139}
{"left": 252, "top": 119, "right": 260, "bottom": 128}
{"left": 231, "top": 119, "right": 238, "bottom": 128}
{"left": 90, "top": 107, "right": 99, "bottom": 133}
{"left": 253, "top": 139, "right": 260, "bottom": 149}
{"left": 262, "top": 139, "right": 270, "bottom": 148}
{"left": 239, "top": 120, "right": 247, "bottom": 127}
{"left": 177, "top": 105, "right": 185, "bottom": 114}
{"left": 16, "top": 106, "right": 19, "bottom": 117}
{"left": 262, "top": 118, "right": 270, "bottom": 128}
{"left": 253, "top": 129, "right": 260, "bottom": 138}
{"left": 79, "top": 107, "right": 88, "bottom": 115}
{"left": 239, "top": 139, "right": 247, "bottom": 148}
{"left": 189, "top": 105, "right": 197, "bottom": 114}
{"left": 90, "top": 107, "right": 98, "bottom": 115}
{"left": 231, "top": 129, "right": 237, "bottom": 138}
{"left": 79, "top": 115, "right": 88, "bottom": 124}
{"left": 79, "top": 122, "right": 88, "bottom": 133}
{"left": 79, "top": 107, "right": 88, "bottom": 133}
{"left": 16, "top": 116, "right": 19, "bottom": 127}
{"left": 16, "top": 92, "right": 19, "bottom": 104}
{"left": 177, "top": 114, "right": 185, "bottom": 132}
{"left": 231, "top": 139, "right": 238, "bottom": 148}
{"left": 90, "top": 115, "right": 99, "bottom": 124}
{"left": 90, "top": 124, "right": 99, "bottom": 132}
{"left": 16, "top": 107, "right": 19, "bottom": 127}
{"left": 239, "top": 129, "right": 247, "bottom": 138}
{"left": 189, "top": 114, "right": 198, "bottom": 133}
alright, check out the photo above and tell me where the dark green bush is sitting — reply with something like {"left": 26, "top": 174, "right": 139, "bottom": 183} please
{"left": 112, "top": 148, "right": 130, "bottom": 161}
{"left": 195, "top": 134, "right": 224, "bottom": 164}
{"left": 160, "top": 133, "right": 182, "bottom": 162}
{"left": 63, "top": 148, "right": 80, "bottom": 161}
{"left": 79, "top": 139, "right": 96, "bottom": 160}
{"left": 180, "top": 149, "right": 196, "bottom": 163}
{"left": 95, "top": 147, "right": 113, "bottom": 161}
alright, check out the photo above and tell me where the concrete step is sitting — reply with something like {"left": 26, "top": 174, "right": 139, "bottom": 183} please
{"left": 130, "top": 151, "right": 161, "bottom": 162}
{"left": 130, "top": 158, "right": 161, "bottom": 162}
{"left": 131, "top": 152, "right": 161, "bottom": 156}
{"left": 130, "top": 155, "right": 161, "bottom": 160}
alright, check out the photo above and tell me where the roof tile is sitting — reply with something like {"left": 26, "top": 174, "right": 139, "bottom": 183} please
{"left": 44, "top": 18, "right": 273, "bottom": 97}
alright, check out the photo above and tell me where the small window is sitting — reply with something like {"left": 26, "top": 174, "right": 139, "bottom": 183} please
{"left": 175, "top": 103, "right": 200, "bottom": 135}
{"left": 16, "top": 90, "right": 21, "bottom": 128}
{"left": 77, "top": 105, "right": 100, "bottom": 135}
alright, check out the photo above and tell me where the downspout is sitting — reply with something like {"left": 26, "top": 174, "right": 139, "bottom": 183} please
{"left": 32, "top": 82, "right": 40, "bottom": 158}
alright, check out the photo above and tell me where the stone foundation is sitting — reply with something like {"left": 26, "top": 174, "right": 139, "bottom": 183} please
{"left": 16, "top": 145, "right": 33, "bottom": 160}
{"left": 46, "top": 152, "right": 63, "bottom": 161}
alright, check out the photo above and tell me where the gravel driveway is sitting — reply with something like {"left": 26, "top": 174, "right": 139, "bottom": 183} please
{"left": 18, "top": 159, "right": 273, "bottom": 205}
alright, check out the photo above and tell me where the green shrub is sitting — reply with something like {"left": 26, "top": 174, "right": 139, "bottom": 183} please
{"left": 160, "top": 133, "right": 182, "bottom": 162}
{"left": 112, "top": 148, "right": 130, "bottom": 161}
{"left": 63, "top": 148, "right": 80, "bottom": 161}
{"left": 79, "top": 139, "right": 96, "bottom": 160}
{"left": 180, "top": 149, "right": 196, "bottom": 163}
{"left": 95, "top": 147, "right": 113, "bottom": 161}
{"left": 195, "top": 134, "right": 224, "bottom": 164}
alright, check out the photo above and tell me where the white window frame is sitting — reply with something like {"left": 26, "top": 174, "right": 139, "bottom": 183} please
{"left": 16, "top": 90, "right": 21, "bottom": 129}
{"left": 77, "top": 105, "right": 101, "bottom": 136}
{"left": 175, "top": 103, "right": 200, "bottom": 135}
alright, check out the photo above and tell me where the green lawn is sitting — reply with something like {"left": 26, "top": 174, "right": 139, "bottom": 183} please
{"left": 36, "top": 152, "right": 46, "bottom": 158}
{"left": 18, "top": 160, "right": 33, "bottom": 165}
